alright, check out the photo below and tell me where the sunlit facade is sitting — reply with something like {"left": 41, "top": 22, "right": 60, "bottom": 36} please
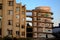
{"left": 0, "top": 0, "right": 26, "bottom": 38}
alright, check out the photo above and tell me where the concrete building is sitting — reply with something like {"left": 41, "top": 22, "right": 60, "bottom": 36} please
{"left": 0, "top": 0, "right": 54, "bottom": 39}
{"left": 0, "top": 0, "right": 26, "bottom": 38}
{"left": 26, "top": 6, "right": 54, "bottom": 39}
{"left": 53, "top": 23, "right": 60, "bottom": 38}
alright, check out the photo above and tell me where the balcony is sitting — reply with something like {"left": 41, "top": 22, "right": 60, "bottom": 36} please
{"left": 43, "top": 29, "right": 52, "bottom": 33}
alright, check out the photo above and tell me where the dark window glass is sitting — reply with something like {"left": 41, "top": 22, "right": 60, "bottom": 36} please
{"left": 9, "top": 1, "right": 13, "bottom": 6}
{"left": 0, "top": 29, "right": 2, "bottom": 35}
{"left": 27, "top": 33, "right": 33, "bottom": 37}
{"left": 8, "top": 20, "right": 12, "bottom": 25}
{"left": 8, "top": 30, "right": 12, "bottom": 35}
{"left": 16, "top": 31, "right": 20, "bottom": 35}
{"left": 22, "top": 32, "right": 25, "bottom": 36}
{"left": 21, "top": 25, "right": 25, "bottom": 28}
{"left": 0, "top": 4, "right": 2, "bottom": 9}
{"left": 27, "top": 28, "right": 33, "bottom": 32}
{"left": 8, "top": 10, "right": 13, "bottom": 15}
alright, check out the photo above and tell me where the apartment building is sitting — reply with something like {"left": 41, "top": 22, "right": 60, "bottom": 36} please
{"left": 0, "top": 0, "right": 26, "bottom": 38}
{"left": 0, "top": 0, "right": 54, "bottom": 39}
{"left": 33, "top": 6, "right": 54, "bottom": 39}
{"left": 26, "top": 6, "right": 54, "bottom": 40}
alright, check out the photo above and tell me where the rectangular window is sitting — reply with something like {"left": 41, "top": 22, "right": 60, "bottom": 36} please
{"left": 21, "top": 25, "right": 25, "bottom": 28}
{"left": 33, "top": 22, "right": 37, "bottom": 26}
{"left": 34, "top": 12, "right": 36, "bottom": 16}
{"left": 38, "top": 13, "right": 41, "bottom": 16}
{"left": 8, "top": 30, "right": 12, "bottom": 35}
{"left": 8, "top": 10, "right": 13, "bottom": 15}
{"left": 16, "top": 23, "right": 20, "bottom": 27}
{"left": 0, "top": 29, "right": 1, "bottom": 35}
{"left": 33, "top": 33, "right": 37, "bottom": 38}
{"left": 9, "top": 1, "right": 13, "bottom": 6}
{"left": 16, "top": 31, "right": 20, "bottom": 35}
{"left": 16, "top": 15, "right": 19, "bottom": 19}
{"left": 22, "top": 11, "right": 25, "bottom": 14}
{"left": 33, "top": 27, "right": 37, "bottom": 32}
{"left": 8, "top": 20, "right": 12, "bottom": 25}
{"left": 22, "top": 32, "right": 25, "bottom": 36}
{"left": 0, "top": 4, "right": 2, "bottom": 9}
{"left": 34, "top": 17, "right": 37, "bottom": 21}
{"left": 16, "top": 7, "right": 20, "bottom": 11}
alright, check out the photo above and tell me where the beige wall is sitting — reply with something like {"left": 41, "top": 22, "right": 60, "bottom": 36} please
{"left": 1, "top": 0, "right": 26, "bottom": 38}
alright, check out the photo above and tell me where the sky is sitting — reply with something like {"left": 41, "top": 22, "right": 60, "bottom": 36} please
{"left": 16, "top": 0, "right": 60, "bottom": 26}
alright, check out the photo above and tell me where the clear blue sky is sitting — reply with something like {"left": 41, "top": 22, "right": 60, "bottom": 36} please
{"left": 16, "top": 0, "right": 60, "bottom": 26}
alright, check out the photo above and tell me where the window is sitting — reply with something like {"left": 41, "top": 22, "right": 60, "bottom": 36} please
{"left": 34, "top": 17, "right": 37, "bottom": 21}
{"left": 16, "top": 7, "right": 20, "bottom": 11}
{"left": 8, "top": 30, "right": 12, "bottom": 35}
{"left": 33, "top": 22, "right": 37, "bottom": 26}
{"left": 27, "top": 28, "right": 33, "bottom": 32}
{"left": 33, "top": 27, "right": 37, "bottom": 32}
{"left": 21, "top": 25, "right": 25, "bottom": 28}
{"left": 38, "top": 28, "right": 43, "bottom": 32}
{"left": 34, "top": 12, "right": 36, "bottom": 16}
{"left": 37, "top": 17, "right": 41, "bottom": 21}
{"left": 0, "top": 4, "right": 2, "bottom": 9}
{"left": 38, "top": 13, "right": 41, "bottom": 16}
{"left": 22, "top": 11, "right": 25, "bottom": 14}
{"left": 45, "top": 23, "right": 49, "bottom": 27}
{"left": 45, "top": 14, "right": 49, "bottom": 17}
{"left": 8, "top": 20, "right": 12, "bottom": 25}
{"left": 16, "top": 23, "right": 20, "bottom": 27}
{"left": 16, "top": 15, "right": 19, "bottom": 19}
{"left": 16, "top": 31, "right": 20, "bottom": 35}
{"left": 33, "top": 33, "right": 37, "bottom": 38}
{"left": 22, "top": 32, "right": 25, "bottom": 36}
{"left": 8, "top": 10, "right": 13, "bottom": 15}
{"left": 27, "top": 33, "right": 33, "bottom": 37}
{"left": 9, "top": 1, "right": 13, "bottom": 6}
{"left": 38, "top": 23, "right": 41, "bottom": 26}
{"left": 0, "top": 29, "right": 1, "bottom": 35}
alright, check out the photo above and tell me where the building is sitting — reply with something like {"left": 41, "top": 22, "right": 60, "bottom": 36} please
{"left": 53, "top": 23, "right": 60, "bottom": 38}
{"left": 26, "top": 6, "right": 54, "bottom": 40}
{"left": 0, "top": 0, "right": 54, "bottom": 39}
{"left": 0, "top": 0, "right": 26, "bottom": 38}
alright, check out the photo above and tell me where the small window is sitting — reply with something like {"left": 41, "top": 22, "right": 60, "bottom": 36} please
{"left": 22, "top": 11, "right": 25, "bottom": 14}
{"left": 16, "top": 15, "right": 19, "bottom": 19}
{"left": 45, "top": 14, "right": 49, "bottom": 17}
{"left": 8, "top": 30, "right": 12, "bottom": 35}
{"left": 9, "top": 1, "right": 13, "bottom": 6}
{"left": 0, "top": 29, "right": 1, "bottom": 35}
{"left": 8, "top": 20, "right": 12, "bottom": 25}
{"left": 21, "top": 25, "right": 25, "bottom": 28}
{"left": 22, "top": 32, "right": 25, "bottom": 36}
{"left": 8, "top": 10, "right": 13, "bottom": 15}
{"left": 38, "top": 13, "right": 41, "bottom": 16}
{"left": 16, "top": 23, "right": 20, "bottom": 27}
{"left": 16, "top": 7, "right": 20, "bottom": 11}
{"left": 34, "top": 17, "right": 37, "bottom": 21}
{"left": 16, "top": 31, "right": 20, "bottom": 35}
{"left": 33, "top": 22, "right": 37, "bottom": 26}
{"left": 0, "top": 4, "right": 2, "bottom": 9}
{"left": 34, "top": 12, "right": 36, "bottom": 16}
